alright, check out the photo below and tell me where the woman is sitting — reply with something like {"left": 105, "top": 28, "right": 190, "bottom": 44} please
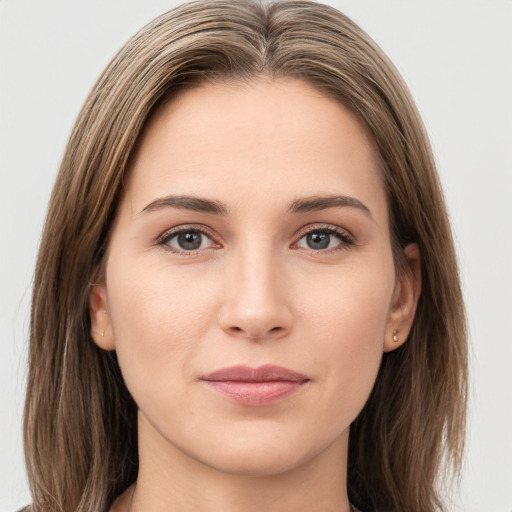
{"left": 23, "top": 1, "right": 467, "bottom": 511}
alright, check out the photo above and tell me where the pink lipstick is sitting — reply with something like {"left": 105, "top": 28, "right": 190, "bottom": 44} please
{"left": 200, "top": 365, "right": 309, "bottom": 406}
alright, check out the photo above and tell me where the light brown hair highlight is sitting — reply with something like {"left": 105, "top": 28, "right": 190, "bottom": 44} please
{"left": 24, "top": 1, "right": 467, "bottom": 511}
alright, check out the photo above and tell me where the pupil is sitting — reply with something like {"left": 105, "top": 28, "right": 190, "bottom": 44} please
{"left": 307, "top": 232, "right": 330, "bottom": 249}
{"left": 178, "top": 232, "right": 201, "bottom": 250}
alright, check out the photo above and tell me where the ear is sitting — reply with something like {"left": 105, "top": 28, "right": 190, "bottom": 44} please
{"left": 89, "top": 284, "right": 116, "bottom": 351}
{"left": 384, "top": 243, "right": 422, "bottom": 352}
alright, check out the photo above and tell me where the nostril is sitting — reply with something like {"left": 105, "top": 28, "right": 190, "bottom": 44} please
{"left": 219, "top": 303, "right": 293, "bottom": 340}
{"left": 227, "top": 324, "right": 287, "bottom": 340}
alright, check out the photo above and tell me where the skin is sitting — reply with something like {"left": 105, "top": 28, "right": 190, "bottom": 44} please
{"left": 90, "top": 77, "right": 421, "bottom": 512}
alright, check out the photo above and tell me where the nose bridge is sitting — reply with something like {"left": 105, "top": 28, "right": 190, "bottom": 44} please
{"left": 219, "top": 237, "right": 292, "bottom": 339}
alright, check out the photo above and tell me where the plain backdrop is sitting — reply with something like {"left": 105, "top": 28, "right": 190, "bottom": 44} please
{"left": 1, "top": 1, "right": 511, "bottom": 511}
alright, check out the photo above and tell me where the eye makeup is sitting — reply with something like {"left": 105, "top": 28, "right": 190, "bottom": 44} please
{"left": 293, "top": 223, "right": 355, "bottom": 254}
{"left": 157, "top": 224, "right": 221, "bottom": 255}
{"left": 155, "top": 221, "right": 356, "bottom": 257}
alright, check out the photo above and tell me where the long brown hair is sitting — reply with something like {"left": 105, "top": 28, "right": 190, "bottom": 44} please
{"left": 24, "top": 1, "right": 467, "bottom": 510}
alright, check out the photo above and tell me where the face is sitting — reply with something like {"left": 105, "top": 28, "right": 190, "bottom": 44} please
{"left": 91, "top": 77, "right": 419, "bottom": 478}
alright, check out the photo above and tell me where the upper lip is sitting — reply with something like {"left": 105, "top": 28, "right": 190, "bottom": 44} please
{"left": 201, "top": 364, "right": 309, "bottom": 383}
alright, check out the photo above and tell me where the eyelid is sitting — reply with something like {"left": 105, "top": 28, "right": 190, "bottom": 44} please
{"left": 157, "top": 224, "right": 222, "bottom": 253}
{"left": 155, "top": 222, "right": 355, "bottom": 254}
{"left": 292, "top": 223, "right": 355, "bottom": 250}
{"left": 294, "top": 223, "right": 354, "bottom": 239}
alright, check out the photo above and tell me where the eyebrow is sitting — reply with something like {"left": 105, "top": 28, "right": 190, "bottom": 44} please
{"left": 288, "top": 195, "right": 372, "bottom": 217}
{"left": 139, "top": 193, "right": 372, "bottom": 218}
{"left": 140, "top": 195, "right": 228, "bottom": 215}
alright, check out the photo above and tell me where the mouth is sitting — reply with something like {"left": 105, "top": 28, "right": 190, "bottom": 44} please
{"left": 200, "top": 364, "right": 310, "bottom": 406}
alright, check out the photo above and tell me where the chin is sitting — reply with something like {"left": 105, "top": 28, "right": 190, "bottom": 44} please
{"left": 202, "top": 448, "right": 309, "bottom": 478}
{"left": 188, "top": 427, "right": 338, "bottom": 478}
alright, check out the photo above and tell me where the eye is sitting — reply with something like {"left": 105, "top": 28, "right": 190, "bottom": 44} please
{"left": 295, "top": 227, "right": 354, "bottom": 251}
{"left": 160, "top": 227, "right": 217, "bottom": 253}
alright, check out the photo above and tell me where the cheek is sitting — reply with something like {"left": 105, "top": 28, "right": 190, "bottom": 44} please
{"left": 297, "top": 260, "right": 394, "bottom": 411}
{"left": 105, "top": 258, "right": 221, "bottom": 400}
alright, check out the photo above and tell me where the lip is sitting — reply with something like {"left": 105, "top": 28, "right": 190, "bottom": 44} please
{"left": 200, "top": 365, "right": 310, "bottom": 406}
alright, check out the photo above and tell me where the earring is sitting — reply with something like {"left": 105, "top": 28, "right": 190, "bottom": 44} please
{"left": 101, "top": 329, "right": 105, "bottom": 337}
{"left": 392, "top": 329, "right": 399, "bottom": 342}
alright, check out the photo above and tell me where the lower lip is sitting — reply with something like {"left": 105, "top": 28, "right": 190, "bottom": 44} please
{"left": 202, "top": 380, "right": 307, "bottom": 406}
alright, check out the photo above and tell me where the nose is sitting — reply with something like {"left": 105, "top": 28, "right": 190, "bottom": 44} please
{"left": 218, "top": 248, "right": 293, "bottom": 341}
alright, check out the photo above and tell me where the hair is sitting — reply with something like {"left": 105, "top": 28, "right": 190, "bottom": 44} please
{"left": 24, "top": 1, "right": 467, "bottom": 511}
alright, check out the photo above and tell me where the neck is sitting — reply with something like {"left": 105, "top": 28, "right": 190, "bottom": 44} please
{"left": 118, "top": 412, "right": 353, "bottom": 512}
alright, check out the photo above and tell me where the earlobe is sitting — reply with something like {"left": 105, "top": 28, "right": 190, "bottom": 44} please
{"left": 89, "top": 284, "right": 116, "bottom": 351}
{"left": 384, "top": 243, "right": 422, "bottom": 352}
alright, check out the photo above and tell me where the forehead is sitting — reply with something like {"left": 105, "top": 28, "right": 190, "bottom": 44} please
{"left": 125, "top": 77, "right": 386, "bottom": 219}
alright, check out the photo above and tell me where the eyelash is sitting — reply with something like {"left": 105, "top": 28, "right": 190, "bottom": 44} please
{"left": 293, "top": 224, "right": 355, "bottom": 253}
{"left": 157, "top": 225, "right": 219, "bottom": 255}
{"left": 157, "top": 224, "right": 355, "bottom": 255}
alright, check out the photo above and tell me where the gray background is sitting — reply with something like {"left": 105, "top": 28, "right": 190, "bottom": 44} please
{"left": 1, "top": 1, "right": 511, "bottom": 510}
